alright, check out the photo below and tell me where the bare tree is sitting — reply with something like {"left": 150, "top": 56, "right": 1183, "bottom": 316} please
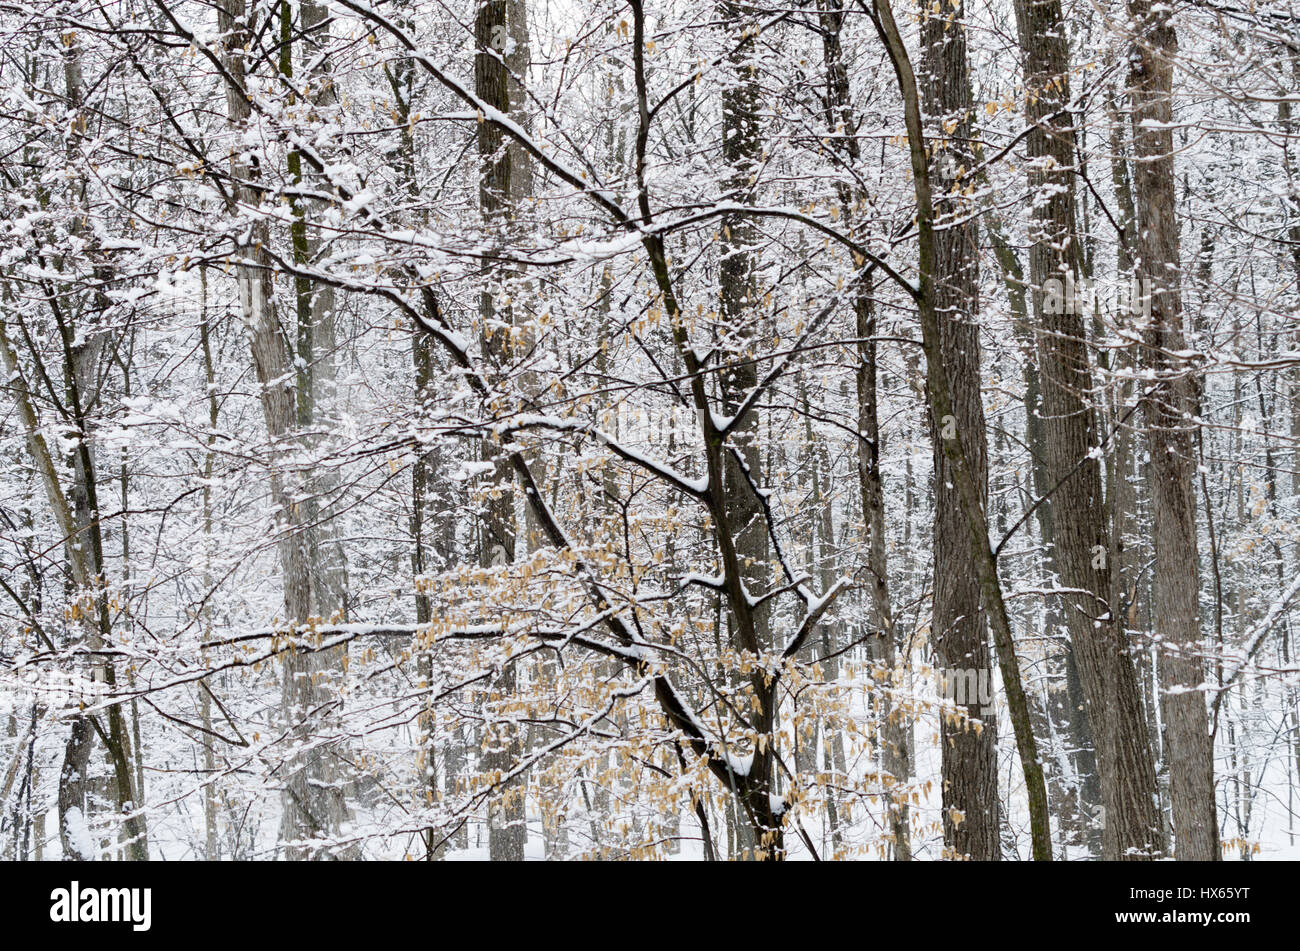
{"left": 1126, "top": 0, "right": 1219, "bottom": 861}
{"left": 1014, "top": 0, "right": 1162, "bottom": 859}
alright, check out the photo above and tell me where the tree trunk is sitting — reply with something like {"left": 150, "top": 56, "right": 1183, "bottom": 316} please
{"left": 917, "top": 0, "right": 1000, "bottom": 860}
{"left": 873, "top": 0, "right": 1052, "bottom": 860}
{"left": 718, "top": 0, "right": 771, "bottom": 648}
{"left": 1126, "top": 0, "right": 1219, "bottom": 861}
{"left": 220, "top": 0, "right": 350, "bottom": 858}
{"left": 819, "top": 0, "right": 911, "bottom": 860}
{"left": 716, "top": 0, "right": 774, "bottom": 859}
{"left": 474, "top": 0, "right": 529, "bottom": 861}
{"left": 1014, "top": 0, "right": 1162, "bottom": 859}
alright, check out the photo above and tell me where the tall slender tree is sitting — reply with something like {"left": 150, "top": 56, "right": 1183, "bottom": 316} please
{"left": 1014, "top": 0, "right": 1162, "bottom": 859}
{"left": 1126, "top": 0, "right": 1219, "bottom": 860}
{"left": 473, "top": 0, "right": 530, "bottom": 861}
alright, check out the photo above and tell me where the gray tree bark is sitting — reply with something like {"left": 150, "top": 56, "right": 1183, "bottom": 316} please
{"left": 917, "top": 0, "right": 1000, "bottom": 860}
{"left": 220, "top": 0, "right": 351, "bottom": 858}
{"left": 818, "top": 0, "right": 912, "bottom": 860}
{"left": 1126, "top": 0, "right": 1219, "bottom": 860}
{"left": 873, "top": 0, "right": 1052, "bottom": 859}
{"left": 1014, "top": 0, "right": 1162, "bottom": 859}
{"left": 473, "top": 0, "right": 530, "bottom": 861}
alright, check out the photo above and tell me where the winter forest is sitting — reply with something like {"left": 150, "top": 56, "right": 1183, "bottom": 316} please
{"left": 0, "top": 0, "right": 1298, "bottom": 863}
